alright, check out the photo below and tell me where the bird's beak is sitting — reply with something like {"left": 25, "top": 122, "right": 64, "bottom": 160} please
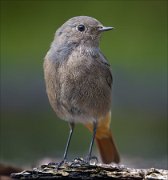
{"left": 99, "top": 26, "right": 114, "bottom": 32}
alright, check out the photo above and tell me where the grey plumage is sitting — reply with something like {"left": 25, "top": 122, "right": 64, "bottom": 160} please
{"left": 44, "top": 16, "right": 112, "bottom": 124}
{"left": 43, "top": 16, "right": 120, "bottom": 164}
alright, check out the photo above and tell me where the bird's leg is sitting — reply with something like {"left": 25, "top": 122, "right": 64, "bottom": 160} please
{"left": 70, "top": 121, "right": 98, "bottom": 168}
{"left": 63, "top": 122, "right": 75, "bottom": 160}
{"left": 56, "top": 122, "right": 75, "bottom": 168}
{"left": 85, "top": 120, "right": 98, "bottom": 164}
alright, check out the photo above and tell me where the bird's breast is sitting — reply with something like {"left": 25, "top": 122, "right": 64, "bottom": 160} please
{"left": 58, "top": 52, "right": 111, "bottom": 120}
{"left": 44, "top": 46, "right": 112, "bottom": 123}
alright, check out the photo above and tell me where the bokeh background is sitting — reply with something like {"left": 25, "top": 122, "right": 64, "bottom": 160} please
{"left": 0, "top": 0, "right": 167, "bottom": 169}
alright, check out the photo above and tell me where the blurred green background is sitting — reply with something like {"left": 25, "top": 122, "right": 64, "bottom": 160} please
{"left": 0, "top": 0, "right": 167, "bottom": 169}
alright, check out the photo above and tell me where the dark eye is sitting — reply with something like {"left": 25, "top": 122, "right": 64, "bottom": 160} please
{"left": 77, "top": 24, "right": 85, "bottom": 32}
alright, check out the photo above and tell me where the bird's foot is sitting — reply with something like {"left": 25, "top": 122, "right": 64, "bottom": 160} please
{"left": 70, "top": 157, "right": 87, "bottom": 167}
{"left": 84, "top": 155, "right": 98, "bottom": 165}
{"left": 70, "top": 156, "right": 98, "bottom": 168}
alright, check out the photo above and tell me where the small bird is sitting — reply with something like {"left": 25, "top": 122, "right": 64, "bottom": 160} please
{"left": 43, "top": 16, "right": 120, "bottom": 164}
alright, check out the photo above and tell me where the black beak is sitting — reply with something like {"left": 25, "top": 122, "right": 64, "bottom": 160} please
{"left": 99, "top": 26, "right": 114, "bottom": 32}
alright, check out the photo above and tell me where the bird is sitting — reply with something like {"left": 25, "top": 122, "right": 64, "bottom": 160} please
{"left": 43, "top": 16, "right": 120, "bottom": 165}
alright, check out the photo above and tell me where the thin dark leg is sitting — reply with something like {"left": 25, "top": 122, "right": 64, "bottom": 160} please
{"left": 47, "top": 122, "right": 75, "bottom": 168}
{"left": 63, "top": 122, "right": 75, "bottom": 161}
{"left": 87, "top": 120, "right": 98, "bottom": 161}
{"left": 69, "top": 121, "right": 98, "bottom": 168}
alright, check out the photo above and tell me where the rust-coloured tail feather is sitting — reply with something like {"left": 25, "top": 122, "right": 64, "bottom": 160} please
{"left": 96, "top": 132, "right": 120, "bottom": 164}
{"left": 85, "top": 111, "right": 120, "bottom": 164}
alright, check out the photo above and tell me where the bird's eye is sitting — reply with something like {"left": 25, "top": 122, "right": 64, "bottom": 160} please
{"left": 77, "top": 24, "right": 85, "bottom": 32}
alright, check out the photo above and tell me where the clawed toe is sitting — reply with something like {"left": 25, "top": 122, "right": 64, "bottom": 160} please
{"left": 85, "top": 155, "right": 98, "bottom": 165}
{"left": 70, "top": 156, "right": 98, "bottom": 167}
{"left": 70, "top": 157, "right": 87, "bottom": 167}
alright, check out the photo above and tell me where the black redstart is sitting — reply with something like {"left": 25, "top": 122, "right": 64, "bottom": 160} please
{"left": 44, "top": 16, "right": 120, "bottom": 164}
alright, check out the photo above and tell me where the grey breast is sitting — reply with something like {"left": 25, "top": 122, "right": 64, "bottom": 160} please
{"left": 44, "top": 44, "right": 112, "bottom": 123}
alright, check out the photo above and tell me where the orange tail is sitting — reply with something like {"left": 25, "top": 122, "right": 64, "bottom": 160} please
{"left": 85, "top": 111, "right": 120, "bottom": 164}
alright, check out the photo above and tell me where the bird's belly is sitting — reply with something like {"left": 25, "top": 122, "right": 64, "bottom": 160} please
{"left": 53, "top": 75, "right": 111, "bottom": 123}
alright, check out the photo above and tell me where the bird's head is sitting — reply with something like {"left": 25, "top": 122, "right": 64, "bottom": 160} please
{"left": 55, "top": 16, "right": 113, "bottom": 47}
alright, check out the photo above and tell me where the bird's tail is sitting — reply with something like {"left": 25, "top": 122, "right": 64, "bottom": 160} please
{"left": 85, "top": 111, "right": 120, "bottom": 164}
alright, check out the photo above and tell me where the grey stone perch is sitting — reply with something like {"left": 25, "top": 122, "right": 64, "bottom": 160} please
{"left": 11, "top": 159, "right": 168, "bottom": 180}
